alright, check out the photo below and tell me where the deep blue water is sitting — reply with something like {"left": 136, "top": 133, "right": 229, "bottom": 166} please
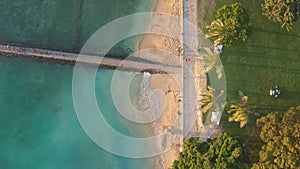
{"left": 0, "top": 0, "right": 155, "bottom": 54}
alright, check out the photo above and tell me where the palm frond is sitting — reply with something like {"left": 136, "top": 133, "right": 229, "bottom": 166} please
{"left": 227, "top": 91, "right": 253, "bottom": 128}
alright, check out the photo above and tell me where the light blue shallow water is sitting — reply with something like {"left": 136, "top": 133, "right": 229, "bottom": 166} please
{"left": 0, "top": 56, "right": 157, "bottom": 169}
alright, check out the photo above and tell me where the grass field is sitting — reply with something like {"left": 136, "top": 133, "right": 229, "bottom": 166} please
{"left": 213, "top": 0, "right": 300, "bottom": 111}
{"left": 197, "top": 0, "right": 300, "bottom": 107}
{"left": 198, "top": 0, "right": 300, "bottom": 165}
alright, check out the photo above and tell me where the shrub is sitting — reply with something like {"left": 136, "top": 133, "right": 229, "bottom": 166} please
{"left": 206, "top": 3, "right": 251, "bottom": 46}
{"left": 261, "top": 0, "right": 299, "bottom": 31}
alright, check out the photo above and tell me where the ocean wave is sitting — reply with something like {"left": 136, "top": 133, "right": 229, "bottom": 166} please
{"left": 139, "top": 72, "right": 161, "bottom": 122}
{"left": 139, "top": 72, "right": 166, "bottom": 169}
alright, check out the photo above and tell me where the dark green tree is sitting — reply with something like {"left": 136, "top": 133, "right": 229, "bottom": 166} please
{"left": 206, "top": 3, "right": 250, "bottom": 46}
{"left": 252, "top": 106, "right": 300, "bottom": 169}
{"left": 172, "top": 133, "right": 243, "bottom": 169}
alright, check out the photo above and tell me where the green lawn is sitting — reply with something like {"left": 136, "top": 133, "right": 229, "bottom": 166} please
{"left": 198, "top": 0, "right": 300, "bottom": 165}
{"left": 214, "top": 0, "right": 300, "bottom": 111}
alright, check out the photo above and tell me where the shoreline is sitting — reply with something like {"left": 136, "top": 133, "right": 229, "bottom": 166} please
{"left": 138, "top": 0, "right": 207, "bottom": 167}
{"left": 134, "top": 0, "right": 157, "bottom": 51}
{"left": 136, "top": 0, "right": 183, "bottom": 168}
{"left": 136, "top": 0, "right": 183, "bottom": 64}
{"left": 150, "top": 74, "right": 182, "bottom": 169}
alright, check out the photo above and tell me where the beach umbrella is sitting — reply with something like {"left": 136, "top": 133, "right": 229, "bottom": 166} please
{"left": 211, "top": 111, "right": 221, "bottom": 125}
{"left": 214, "top": 45, "right": 223, "bottom": 54}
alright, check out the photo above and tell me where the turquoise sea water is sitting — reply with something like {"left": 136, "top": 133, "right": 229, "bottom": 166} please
{"left": 0, "top": 0, "right": 155, "bottom": 54}
{"left": 0, "top": 0, "right": 158, "bottom": 168}
{"left": 0, "top": 56, "right": 157, "bottom": 169}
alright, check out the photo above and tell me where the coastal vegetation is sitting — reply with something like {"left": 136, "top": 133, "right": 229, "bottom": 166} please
{"left": 205, "top": 2, "right": 251, "bottom": 46}
{"left": 212, "top": 0, "right": 300, "bottom": 111}
{"left": 199, "top": 86, "right": 217, "bottom": 114}
{"left": 227, "top": 91, "right": 255, "bottom": 128}
{"left": 252, "top": 106, "right": 300, "bottom": 168}
{"left": 172, "top": 133, "right": 243, "bottom": 169}
{"left": 199, "top": 86, "right": 224, "bottom": 114}
{"left": 201, "top": 47, "right": 223, "bottom": 79}
{"left": 172, "top": 106, "right": 300, "bottom": 168}
{"left": 173, "top": 0, "right": 300, "bottom": 168}
{"left": 261, "top": 0, "right": 300, "bottom": 31}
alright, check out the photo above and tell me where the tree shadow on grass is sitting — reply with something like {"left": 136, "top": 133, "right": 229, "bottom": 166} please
{"left": 253, "top": 28, "right": 300, "bottom": 38}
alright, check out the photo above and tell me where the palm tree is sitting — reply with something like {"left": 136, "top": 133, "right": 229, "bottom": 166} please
{"left": 199, "top": 86, "right": 224, "bottom": 114}
{"left": 205, "top": 19, "right": 225, "bottom": 46}
{"left": 201, "top": 47, "right": 223, "bottom": 79}
{"left": 227, "top": 91, "right": 254, "bottom": 128}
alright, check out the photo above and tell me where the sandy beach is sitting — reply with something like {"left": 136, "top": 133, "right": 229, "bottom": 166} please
{"left": 137, "top": 0, "right": 183, "bottom": 168}
{"left": 150, "top": 74, "right": 182, "bottom": 169}
{"left": 136, "top": 0, "right": 183, "bottom": 64}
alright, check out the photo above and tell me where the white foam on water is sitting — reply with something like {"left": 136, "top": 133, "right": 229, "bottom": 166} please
{"left": 139, "top": 72, "right": 166, "bottom": 169}
{"left": 139, "top": 72, "right": 162, "bottom": 122}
